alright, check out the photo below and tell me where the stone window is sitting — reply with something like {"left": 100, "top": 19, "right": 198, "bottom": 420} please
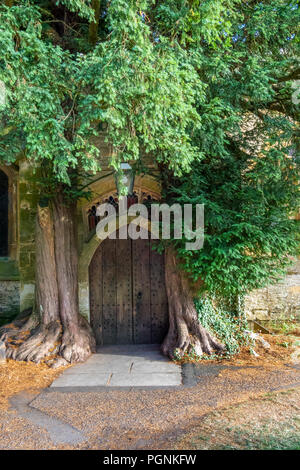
{"left": 86, "top": 191, "right": 161, "bottom": 232}
{"left": 0, "top": 170, "right": 8, "bottom": 257}
{"left": 0, "top": 166, "right": 18, "bottom": 260}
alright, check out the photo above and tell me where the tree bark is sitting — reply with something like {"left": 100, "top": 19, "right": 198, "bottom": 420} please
{"left": 88, "top": 0, "right": 101, "bottom": 45}
{"left": 1, "top": 205, "right": 62, "bottom": 361}
{"left": 35, "top": 205, "right": 60, "bottom": 324}
{"left": 52, "top": 192, "right": 96, "bottom": 363}
{"left": 0, "top": 193, "right": 95, "bottom": 365}
{"left": 161, "top": 247, "right": 225, "bottom": 359}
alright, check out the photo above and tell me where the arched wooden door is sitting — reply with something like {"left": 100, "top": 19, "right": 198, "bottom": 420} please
{"left": 89, "top": 233, "right": 169, "bottom": 345}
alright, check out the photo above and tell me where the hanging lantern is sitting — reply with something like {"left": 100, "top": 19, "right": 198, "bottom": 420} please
{"left": 114, "top": 163, "right": 135, "bottom": 197}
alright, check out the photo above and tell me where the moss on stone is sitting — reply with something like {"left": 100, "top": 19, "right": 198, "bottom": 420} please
{"left": 0, "top": 259, "right": 20, "bottom": 280}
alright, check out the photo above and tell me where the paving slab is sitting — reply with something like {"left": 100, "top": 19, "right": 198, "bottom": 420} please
{"left": 61, "top": 359, "right": 132, "bottom": 374}
{"left": 109, "top": 372, "right": 181, "bottom": 387}
{"left": 10, "top": 392, "right": 86, "bottom": 446}
{"left": 50, "top": 372, "right": 111, "bottom": 387}
{"left": 50, "top": 344, "right": 182, "bottom": 388}
{"left": 131, "top": 361, "right": 179, "bottom": 373}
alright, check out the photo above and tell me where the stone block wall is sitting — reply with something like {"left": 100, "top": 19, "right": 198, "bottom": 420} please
{"left": 0, "top": 280, "right": 20, "bottom": 326}
{"left": 245, "top": 259, "right": 300, "bottom": 322}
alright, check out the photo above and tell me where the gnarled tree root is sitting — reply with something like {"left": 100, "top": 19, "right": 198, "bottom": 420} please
{"left": 162, "top": 247, "right": 226, "bottom": 360}
{"left": 59, "top": 316, "right": 96, "bottom": 363}
{"left": 0, "top": 308, "right": 33, "bottom": 342}
{"left": 161, "top": 303, "right": 225, "bottom": 360}
{"left": 1, "top": 315, "right": 96, "bottom": 364}
{"left": 4, "top": 321, "right": 62, "bottom": 362}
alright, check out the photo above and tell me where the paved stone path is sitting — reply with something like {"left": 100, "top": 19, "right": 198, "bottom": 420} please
{"left": 10, "top": 392, "right": 85, "bottom": 446}
{"left": 50, "top": 344, "right": 182, "bottom": 389}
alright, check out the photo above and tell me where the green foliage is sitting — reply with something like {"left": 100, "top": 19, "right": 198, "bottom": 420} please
{"left": 55, "top": 0, "right": 95, "bottom": 20}
{"left": 1, "top": 1, "right": 298, "bottom": 186}
{"left": 154, "top": 0, "right": 240, "bottom": 48}
{"left": 168, "top": 141, "right": 299, "bottom": 298}
{"left": 195, "top": 297, "right": 248, "bottom": 355}
{"left": 220, "top": 422, "right": 300, "bottom": 450}
{"left": 0, "top": 2, "right": 100, "bottom": 184}
{"left": 159, "top": 0, "right": 300, "bottom": 301}
{"left": 268, "top": 317, "right": 300, "bottom": 335}
{"left": 78, "top": 1, "right": 203, "bottom": 175}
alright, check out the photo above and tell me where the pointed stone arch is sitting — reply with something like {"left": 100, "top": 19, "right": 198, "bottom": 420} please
{"left": 78, "top": 173, "right": 162, "bottom": 321}
{"left": 78, "top": 214, "right": 161, "bottom": 321}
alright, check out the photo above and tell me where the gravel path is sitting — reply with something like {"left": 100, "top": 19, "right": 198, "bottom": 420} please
{"left": 1, "top": 364, "right": 299, "bottom": 450}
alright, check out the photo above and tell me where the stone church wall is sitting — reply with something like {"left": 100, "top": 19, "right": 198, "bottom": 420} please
{"left": 0, "top": 280, "right": 20, "bottom": 326}
{"left": 245, "top": 259, "right": 300, "bottom": 323}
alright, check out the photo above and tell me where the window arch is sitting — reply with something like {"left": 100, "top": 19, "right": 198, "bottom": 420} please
{"left": 0, "top": 170, "right": 8, "bottom": 257}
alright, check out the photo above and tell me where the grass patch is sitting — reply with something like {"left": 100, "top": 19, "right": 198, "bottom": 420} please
{"left": 219, "top": 422, "right": 300, "bottom": 450}
{"left": 175, "top": 387, "right": 300, "bottom": 450}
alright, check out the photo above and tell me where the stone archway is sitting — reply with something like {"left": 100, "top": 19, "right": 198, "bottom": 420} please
{"left": 78, "top": 216, "right": 167, "bottom": 330}
{"left": 78, "top": 173, "right": 163, "bottom": 322}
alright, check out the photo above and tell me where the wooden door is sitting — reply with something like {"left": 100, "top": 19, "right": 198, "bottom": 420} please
{"left": 89, "top": 232, "right": 169, "bottom": 345}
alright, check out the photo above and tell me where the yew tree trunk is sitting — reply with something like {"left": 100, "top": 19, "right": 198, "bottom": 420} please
{"left": 35, "top": 205, "right": 60, "bottom": 324}
{"left": 0, "top": 191, "right": 95, "bottom": 365}
{"left": 162, "top": 247, "right": 225, "bottom": 359}
{"left": 2, "top": 204, "right": 62, "bottom": 361}
{"left": 52, "top": 192, "right": 95, "bottom": 363}
{"left": 88, "top": 0, "right": 101, "bottom": 45}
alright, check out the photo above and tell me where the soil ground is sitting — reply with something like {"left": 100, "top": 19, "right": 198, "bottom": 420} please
{"left": 0, "top": 332, "right": 299, "bottom": 450}
{"left": 0, "top": 359, "right": 68, "bottom": 410}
